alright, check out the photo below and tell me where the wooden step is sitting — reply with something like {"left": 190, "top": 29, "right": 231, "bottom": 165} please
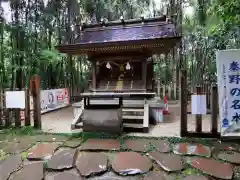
{"left": 122, "top": 115, "right": 144, "bottom": 120}
{"left": 123, "top": 123, "right": 143, "bottom": 128}
{"left": 122, "top": 108, "right": 144, "bottom": 112}
{"left": 123, "top": 123, "right": 148, "bottom": 133}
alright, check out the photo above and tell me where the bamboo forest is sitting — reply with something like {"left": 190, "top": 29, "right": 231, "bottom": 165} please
{"left": 0, "top": 0, "right": 237, "bottom": 96}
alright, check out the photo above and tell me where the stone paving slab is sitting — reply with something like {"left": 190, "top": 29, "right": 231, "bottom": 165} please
{"left": 62, "top": 139, "right": 82, "bottom": 148}
{"left": 76, "top": 152, "right": 109, "bottom": 177}
{"left": 112, "top": 152, "right": 152, "bottom": 175}
{"left": 123, "top": 139, "right": 150, "bottom": 152}
{"left": 88, "top": 171, "right": 143, "bottom": 180}
{"left": 188, "top": 157, "right": 233, "bottom": 179}
{"left": 80, "top": 139, "right": 121, "bottom": 151}
{"left": 3, "top": 141, "right": 34, "bottom": 154}
{"left": 173, "top": 143, "right": 211, "bottom": 157}
{"left": 32, "top": 134, "right": 69, "bottom": 142}
{"left": 217, "top": 150, "right": 240, "bottom": 164}
{"left": 143, "top": 171, "right": 166, "bottom": 180}
{"left": 0, "top": 155, "right": 22, "bottom": 180}
{"left": 183, "top": 175, "right": 209, "bottom": 180}
{"left": 0, "top": 137, "right": 240, "bottom": 180}
{"left": 9, "top": 162, "right": 44, "bottom": 180}
{"left": 50, "top": 172, "right": 83, "bottom": 180}
{"left": 149, "top": 139, "right": 170, "bottom": 153}
{"left": 27, "top": 143, "right": 60, "bottom": 160}
{"left": 47, "top": 149, "right": 77, "bottom": 170}
{"left": 148, "top": 152, "right": 184, "bottom": 172}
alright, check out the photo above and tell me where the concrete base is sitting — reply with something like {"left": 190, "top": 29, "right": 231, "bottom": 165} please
{"left": 82, "top": 109, "right": 123, "bottom": 134}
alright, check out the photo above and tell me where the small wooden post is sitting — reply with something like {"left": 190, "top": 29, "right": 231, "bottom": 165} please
{"left": 211, "top": 85, "right": 218, "bottom": 134}
{"left": 0, "top": 108, "right": 2, "bottom": 127}
{"left": 4, "top": 108, "right": 10, "bottom": 127}
{"left": 195, "top": 86, "right": 202, "bottom": 132}
{"left": 31, "top": 75, "right": 41, "bottom": 129}
{"left": 180, "top": 70, "right": 188, "bottom": 136}
{"left": 15, "top": 108, "right": 21, "bottom": 127}
{"left": 25, "top": 89, "right": 31, "bottom": 126}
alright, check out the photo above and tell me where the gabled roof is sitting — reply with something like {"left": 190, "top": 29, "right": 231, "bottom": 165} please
{"left": 56, "top": 16, "right": 181, "bottom": 55}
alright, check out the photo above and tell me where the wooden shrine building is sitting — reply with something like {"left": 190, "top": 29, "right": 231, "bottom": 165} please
{"left": 56, "top": 15, "right": 181, "bottom": 133}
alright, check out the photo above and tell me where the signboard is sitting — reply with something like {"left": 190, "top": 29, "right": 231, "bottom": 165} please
{"left": 40, "top": 88, "right": 70, "bottom": 113}
{"left": 5, "top": 91, "right": 25, "bottom": 109}
{"left": 216, "top": 49, "right": 240, "bottom": 136}
{"left": 191, "top": 95, "right": 207, "bottom": 115}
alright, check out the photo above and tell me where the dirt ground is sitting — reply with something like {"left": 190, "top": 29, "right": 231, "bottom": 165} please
{"left": 40, "top": 102, "right": 220, "bottom": 137}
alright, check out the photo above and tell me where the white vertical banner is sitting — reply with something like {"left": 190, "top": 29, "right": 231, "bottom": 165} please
{"left": 216, "top": 49, "right": 240, "bottom": 136}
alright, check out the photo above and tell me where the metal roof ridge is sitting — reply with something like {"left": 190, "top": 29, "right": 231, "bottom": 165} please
{"left": 80, "top": 15, "right": 167, "bottom": 29}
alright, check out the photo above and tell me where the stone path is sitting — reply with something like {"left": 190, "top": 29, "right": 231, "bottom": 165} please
{"left": 0, "top": 134, "right": 240, "bottom": 179}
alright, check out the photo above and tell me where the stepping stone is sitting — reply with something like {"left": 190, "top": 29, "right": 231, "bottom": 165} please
{"left": 52, "top": 172, "right": 83, "bottom": 180}
{"left": 183, "top": 175, "right": 209, "bottom": 180}
{"left": 3, "top": 140, "right": 34, "bottom": 154}
{"left": 188, "top": 158, "right": 233, "bottom": 179}
{"left": 173, "top": 143, "right": 211, "bottom": 157}
{"left": 32, "top": 134, "right": 68, "bottom": 142}
{"left": 150, "top": 140, "right": 170, "bottom": 153}
{"left": 148, "top": 152, "right": 184, "bottom": 172}
{"left": 27, "top": 143, "right": 59, "bottom": 160}
{"left": 47, "top": 149, "right": 77, "bottom": 170}
{"left": 217, "top": 150, "right": 240, "bottom": 164}
{"left": 0, "top": 155, "right": 22, "bottom": 180}
{"left": 143, "top": 171, "right": 166, "bottom": 180}
{"left": 88, "top": 171, "right": 141, "bottom": 180}
{"left": 0, "top": 134, "right": 8, "bottom": 142}
{"left": 112, "top": 152, "right": 152, "bottom": 175}
{"left": 123, "top": 139, "right": 150, "bottom": 152}
{"left": 80, "top": 139, "right": 120, "bottom": 151}
{"left": 10, "top": 162, "right": 44, "bottom": 180}
{"left": 213, "top": 142, "right": 239, "bottom": 152}
{"left": 76, "top": 152, "right": 108, "bottom": 177}
{"left": 62, "top": 140, "right": 82, "bottom": 148}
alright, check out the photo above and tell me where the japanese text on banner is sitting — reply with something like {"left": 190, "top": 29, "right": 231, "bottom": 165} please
{"left": 228, "top": 61, "right": 240, "bottom": 125}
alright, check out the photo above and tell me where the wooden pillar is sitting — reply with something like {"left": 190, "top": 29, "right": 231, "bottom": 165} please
{"left": 180, "top": 69, "right": 188, "bottom": 136}
{"left": 195, "top": 86, "right": 202, "bottom": 132}
{"left": 142, "top": 60, "right": 147, "bottom": 90}
{"left": 211, "top": 85, "right": 218, "bottom": 135}
{"left": 92, "top": 60, "right": 96, "bottom": 90}
{"left": 31, "top": 75, "right": 41, "bottom": 129}
{"left": 151, "top": 60, "right": 155, "bottom": 91}
{"left": 25, "top": 89, "right": 30, "bottom": 126}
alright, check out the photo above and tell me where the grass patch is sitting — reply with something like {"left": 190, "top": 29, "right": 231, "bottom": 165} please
{"left": 1, "top": 126, "right": 41, "bottom": 136}
{"left": 183, "top": 168, "right": 202, "bottom": 176}
{"left": 0, "top": 149, "right": 8, "bottom": 160}
{"left": 20, "top": 151, "right": 28, "bottom": 160}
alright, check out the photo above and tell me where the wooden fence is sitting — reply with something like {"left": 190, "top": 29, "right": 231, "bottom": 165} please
{"left": 181, "top": 85, "right": 220, "bottom": 138}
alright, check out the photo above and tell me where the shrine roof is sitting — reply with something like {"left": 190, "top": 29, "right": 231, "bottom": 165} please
{"left": 56, "top": 16, "right": 181, "bottom": 55}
